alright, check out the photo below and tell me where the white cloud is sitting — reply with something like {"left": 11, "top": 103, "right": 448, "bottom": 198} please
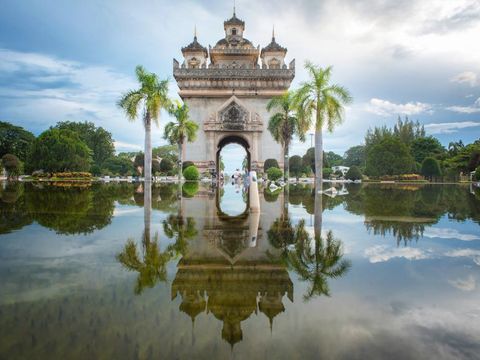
{"left": 424, "top": 121, "right": 480, "bottom": 134}
{"left": 451, "top": 71, "right": 478, "bottom": 87}
{"left": 448, "top": 275, "right": 476, "bottom": 291}
{"left": 366, "top": 98, "right": 432, "bottom": 116}
{"left": 423, "top": 228, "right": 480, "bottom": 241}
{"left": 365, "top": 245, "right": 430, "bottom": 263}
{"left": 446, "top": 97, "right": 480, "bottom": 113}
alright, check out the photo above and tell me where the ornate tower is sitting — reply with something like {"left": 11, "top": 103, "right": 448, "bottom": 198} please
{"left": 173, "top": 11, "right": 295, "bottom": 173}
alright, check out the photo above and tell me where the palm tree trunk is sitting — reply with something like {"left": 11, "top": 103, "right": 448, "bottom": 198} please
{"left": 144, "top": 112, "right": 152, "bottom": 182}
{"left": 284, "top": 144, "right": 289, "bottom": 181}
{"left": 314, "top": 188, "right": 323, "bottom": 239}
{"left": 314, "top": 128, "right": 323, "bottom": 192}
{"left": 144, "top": 180, "right": 152, "bottom": 245}
{"left": 178, "top": 141, "right": 183, "bottom": 183}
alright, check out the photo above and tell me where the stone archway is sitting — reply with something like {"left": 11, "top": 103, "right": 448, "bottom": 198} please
{"left": 216, "top": 134, "right": 251, "bottom": 175}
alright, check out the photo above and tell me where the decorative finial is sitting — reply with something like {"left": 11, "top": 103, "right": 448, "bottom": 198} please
{"left": 194, "top": 25, "right": 197, "bottom": 40}
{"left": 233, "top": 0, "right": 236, "bottom": 16}
{"left": 272, "top": 25, "right": 275, "bottom": 41}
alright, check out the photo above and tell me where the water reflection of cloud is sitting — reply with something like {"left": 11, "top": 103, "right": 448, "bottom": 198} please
{"left": 424, "top": 228, "right": 480, "bottom": 242}
{"left": 448, "top": 275, "right": 476, "bottom": 292}
{"left": 365, "top": 245, "right": 430, "bottom": 263}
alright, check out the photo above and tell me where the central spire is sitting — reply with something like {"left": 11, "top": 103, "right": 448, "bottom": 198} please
{"left": 233, "top": 0, "right": 236, "bottom": 16}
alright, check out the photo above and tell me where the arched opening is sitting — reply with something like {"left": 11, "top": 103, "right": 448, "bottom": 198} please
{"left": 216, "top": 135, "right": 250, "bottom": 217}
{"left": 216, "top": 135, "right": 251, "bottom": 176}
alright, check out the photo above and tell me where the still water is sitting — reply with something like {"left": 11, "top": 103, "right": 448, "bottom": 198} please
{"left": 0, "top": 181, "right": 479, "bottom": 359}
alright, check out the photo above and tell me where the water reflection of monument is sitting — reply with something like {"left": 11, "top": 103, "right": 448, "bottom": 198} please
{"left": 172, "top": 187, "right": 292, "bottom": 347}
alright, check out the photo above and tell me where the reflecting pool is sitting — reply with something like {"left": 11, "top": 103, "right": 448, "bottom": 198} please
{"left": 1, "top": 181, "right": 480, "bottom": 359}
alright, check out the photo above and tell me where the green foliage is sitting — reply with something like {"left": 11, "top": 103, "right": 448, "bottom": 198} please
{"left": 444, "top": 141, "right": 480, "bottom": 173}
{"left": 183, "top": 165, "right": 199, "bottom": 181}
{"left": 345, "top": 165, "right": 362, "bottom": 180}
{"left": 133, "top": 153, "right": 144, "bottom": 169}
{"left": 411, "top": 136, "right": 445, "bottom": 163}
{"left": 322, "top": 168, "right": 332, "bottom": 179}
{"left": 392, "top": 116, "right": 425, "bottom": 146}
{"left": 421, "top": 157, "right": 441, "bottom": 180}
{"left": 264, "top": 158, "right": 279, "bottom": 171}
{"left": 102, "top": 156, "right": 134, "bottom": 176}
{"left": 164, "top": 101, "right": 199, "bottom": 145}
{"left": 289, "top": 155, "right": 304, "bottom": 178}
{"left": 159, "top": 158, "right": 174, "bottom": 173}
{"left": 343, "top": 145, "right": 365, "bottom": 167}
{"left": 152, "top": 145, "right": 178, "bottom": 163}
{"left": 182, "top": 182, "right": 199, "bottom": 197}
{"left": 28, "top": 128, "right": 92, "bottom": 173}
{"left": 152, "top": 159, "right": 161, "bottom": 174}
{"left": 0, "top": 121, "right": 35, "bottom": 162}
{"left": 2, "top": 154, "right": 22, "bottom": 178}
{"left": 267, "top": 167, "right": 283, "bottom": 181}
{"left": 475, "top": 166, "right": 480, "bottom": 181}
{"left": 366, "top": 137, "right": 414, "bottom": 176}
{"left": 54, "top": 121, "right": 115, "bottom": 168}
{"left": 302, "top": 147, "right": 316, "bottom": 173}
{"left": 324, "top": 151, "right": 343, "bottom": 167}
{"left": 182, "top": 161, "right": 194, "bottom": 171}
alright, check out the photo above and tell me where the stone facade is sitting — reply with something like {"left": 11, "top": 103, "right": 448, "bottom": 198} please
{"left": 173, "top": 11, "right": 295, "bottom": 172}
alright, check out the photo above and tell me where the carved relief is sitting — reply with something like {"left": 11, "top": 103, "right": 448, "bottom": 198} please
{"left": 220, "top": 102, "right": 248, "bottom": 131}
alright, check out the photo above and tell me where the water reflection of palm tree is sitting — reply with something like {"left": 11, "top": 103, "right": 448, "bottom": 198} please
{"left": 163, "top": 214, "right": 197, "bottom": 257}
{"left": 117, "top": 181, "right": 171, "bottom": 294}
{"left": 116, "top": 232, "right": 170, "bottom": 294}
{"left": 269, "top": 216, "right": 351, "bottom": 301}
{"left": 288, "top": 221, "right": 351, "bottom": 300}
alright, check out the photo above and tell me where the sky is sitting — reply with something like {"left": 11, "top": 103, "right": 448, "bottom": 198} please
{"left": 1, "top": 0, "right": 480, "bottom": 158}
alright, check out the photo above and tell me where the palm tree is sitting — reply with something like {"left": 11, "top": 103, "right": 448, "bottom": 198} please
{"left": 118, "top": 65, "right": 169, "bottom": 182}
{"left": 294, "top": 62, "right": 352, "bottom": 191}
{"left": 163, "top": 214, "right": 197, "bottom": 257}
{"left": 285, "top": 220, "right": 351, "bottom": 301}
{"left": 164, "top": 101, "right": 199, "bottom": 183}
{"left": 267, "top": 91, "right": 306, "bottom": 181}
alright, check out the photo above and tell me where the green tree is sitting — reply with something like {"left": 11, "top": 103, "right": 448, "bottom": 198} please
{"left": 411, "top": 136, "right": 445, "bottom": 164}
{"left": 324, "top": 151, "right": 343, "bottom": 167}
{"left": 118, "top": 65, "right": 170, "bottom": 182}
{"left": 152, "top": 145, "right": 178, "bottom": 163}
{"left": 302, "top": 147, "right": 316, "bottom": 173}
{"left": 295, "top": 63, "right": 353, "bottom": 190}
{"left": 54, "top": 121, "right": 115, "bottom": 168}
{"left": 393, "top": 116, "right": 425, "bottom": 146}
{"left": 0, "top": 121, "right": 35, "bottom": 162}
{"left": 163, "top": 101, "right": 199, "bottom": 183}
{"left": 28, "top": 128, "right": 92, "bottom": 172}
{"left": 163, "top": 215, "right": 197, "bottom": 257}
{"left": 2, "top": 154, "right": 21, "bottom": 179}
{"left": 159, "top": 158, "right": 174, "bottom": 174}
{"left": 421, "top": 157, "right": 441, "bottom": 180}
{"left": 102, "top": 156, "right": 134, "bottom": 176}
{"left": 343, "top": 145, "right": 365, "bottom": 167}
{"left": 345, "top": 165, "right": 362, "bottom": 180}
{"left": 366, "top": 137, "right": 414, "bottom": 176}
{"left": 289, "top": 155, "right": 304, "bottom": 179}
{"left": 266, "top": 91, "right": 305, "bottom": 180}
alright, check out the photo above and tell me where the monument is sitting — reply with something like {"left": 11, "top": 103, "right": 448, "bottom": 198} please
{"left": 173, "top": 9, "right": 295, "bottom": 173}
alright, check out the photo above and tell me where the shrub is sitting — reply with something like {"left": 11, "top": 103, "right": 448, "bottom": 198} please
{"left": 421, "top": 157, "right": 441, "bottom": 180}
{"left": 182, "top": 161, "right": 194, "bottom": 171}
{"left": 322, "top": 168, "right": 332, "bottom": 179}
{"left": 1, "top": 154, "right": 21, "bottom": 179}
{"left": 52, "top": 172, "right": 92, "bottom": 179}
{"left": 267, "top": 167, "right": 283, "bottom": 181}
{"left": 160, "top": 158, "right": 174, "bottom": 173}
{"left": 345, "top": 166, "right": 362, "bottom": 181}
{"left": 264, "top": 158, "right": 279, "bottom": 172}
{"left": 289, "top": 155, "right": 303, "bottom": 178}
{"left": 183, "top": 165, "right": 200, "bottom": 181}
{"left": 475, "top": 166, "right": 480, "bottom": 181}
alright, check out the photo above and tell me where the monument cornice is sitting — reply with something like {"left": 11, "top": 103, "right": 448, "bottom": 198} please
{"left": 173, "top": 67, "right": 295, "bottom": 81}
